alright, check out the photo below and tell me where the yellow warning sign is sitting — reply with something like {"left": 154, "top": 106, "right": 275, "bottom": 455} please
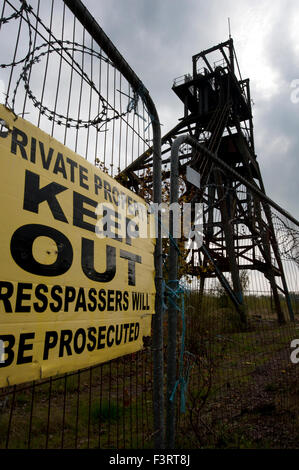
{"left": 0, "top": 104, "right": 156, "bottom": 386}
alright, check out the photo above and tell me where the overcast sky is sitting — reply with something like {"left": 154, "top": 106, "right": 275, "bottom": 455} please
{"left": 82, "top": 0, "right": 299, "bottom": 220}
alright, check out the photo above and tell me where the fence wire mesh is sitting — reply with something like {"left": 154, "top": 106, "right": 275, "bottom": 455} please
{"left": 0, "top": 0, "right": 158, "bottom": 450}
{"left": 0, "top": 349, "right": 154, "bottom": 449}
{"left": 172, "top": 192, "right": 299, "bottom": 449}
{"left": 0, "top": 0, "right": 152, "bottom": 176}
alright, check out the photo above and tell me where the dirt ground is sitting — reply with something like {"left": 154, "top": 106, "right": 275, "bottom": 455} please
{"left": 178, "top": 345, "right": 299, "bottom": 449}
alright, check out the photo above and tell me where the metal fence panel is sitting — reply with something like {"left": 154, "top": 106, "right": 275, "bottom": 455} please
{"left": 0, "top": 0, "right": 163, "bottom": 449}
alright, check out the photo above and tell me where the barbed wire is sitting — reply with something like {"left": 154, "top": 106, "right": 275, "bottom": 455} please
{"left": 0, "top": 0, "right": 28, "bottom": 25}
{"left": 272, "top": 213, "right": 299, "bottom": 266}
{"left": 0, "top": 0, "right": 33, "bottom": 68}
{"left": 1, "top": 0, "right": 142, "bottom": 130}
{"left": 11, "top": 40, "right": 122, "bottom": 129}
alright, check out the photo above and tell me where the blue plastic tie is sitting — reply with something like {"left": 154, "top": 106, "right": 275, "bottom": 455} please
{"left": 166, "top": 280, "right": 191, "bottom": 414}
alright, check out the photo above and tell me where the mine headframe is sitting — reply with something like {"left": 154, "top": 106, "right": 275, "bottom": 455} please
{"left": 118, "top": 38, "right": 294, "bottom": 324}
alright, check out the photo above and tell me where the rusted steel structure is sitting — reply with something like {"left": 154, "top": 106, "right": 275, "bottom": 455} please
{"left": 120, "top": 39, "right": 294, "bottom": 325}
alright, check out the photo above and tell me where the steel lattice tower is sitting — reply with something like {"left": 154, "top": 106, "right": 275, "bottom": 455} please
{"left": 119, "top": 39, "right": 294, "bottom": 325}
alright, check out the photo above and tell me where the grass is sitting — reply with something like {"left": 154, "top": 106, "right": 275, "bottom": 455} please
{"left": 172, "top": 289, "right": 299, "bottom": 448}
{"left": 0, "top": 291, "right": 299, "bottom": 449}
{"left": 0, "top": 353, "right": 154, "bottom": 449}
{"left": 79, "top": 399, "right": 123, "bottom": 424}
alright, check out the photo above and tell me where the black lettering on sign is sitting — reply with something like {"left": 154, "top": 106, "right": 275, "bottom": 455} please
{"left": 98, "top": 289, "right": 106, "bottom": 312}
{"left": 33, "top": 284, "right": 48, "bottom": 313}
{"left": 73, "top": 191, "right": 97, "bottom": 233}
{"left": 23, "top": 170, "right": 68, "bottom": 223}
{"left": 120, "top": 250, "right": 142, "bottom": 286}
{"left": 39, "top": 141, "right": 54, "bottom": 170}
{"left": 94, "top": 174, "right": 102, "bottom": 195}
{"left": 64, "top": 286, "right": 76, "bottom": 312}
{"left": 87, "top": 327, "right": 97, "bottom": 351}
{"left": 74, "top": 287, "right": 87, "bottom": 312}
{"left": 73, "top": 328, "right": 86, "bottom": 354}
{"left": 81, "top": 239, "right": 116, "bottom": 283}
{"left": 0, "top": 281, "right": 13, "bottom": 313}
{"left": 97, "top": 326, "right": 106, "bottom": 349}
{"left": 101, "top": 205, "right": 123, "bottom": 242}
{"left": 17, "top": 332, "right": 35, "bottom": 364}
{"left": 115, "top": 325, "right": 123, "bottom": 345}
{"left": 53, "top": 153, "right": 67, "bottom": 179}
{"left": 107, "top": 290, "right": 115, "bottom": 311}
{"left": 107, "top": 325, "right": 114, "bottom": 347}
{"left": 115, "top": 290, "right": 123, "bottom": 311}
{"left": 10, "top": 224, "right": 73, "bottom": 276}
{"left": 123, "top": 323, "right": 130, "bottom": 343}
{"left": 126, "top": 217, "right": 139, "bottom": 245}
{"left": 15, "top": 282, "right": 32, "bottom": 312}
{"left": 123, "top": 291, "right": 129, "bottom": 311}
{"left": 135, "top": 323, "right": 140, "bottom": 340}
{"left": 11, "top": 127, "right": 28, "bottom": 160}
{"left": 79, "top": 165, "right": 89, "bottom": 190}
{"left": 66, "top": 157, "right": 78, "bottom": 183}
{"left": 30, "top": 137, "right": 37, "bottom": 163}
{"left": 129, "top": 323, "right": 135, "bottom": 342}
{"left": 43, "top": 331, "right": 58, "bottom": 360}
{"left": 87, "top": 288, "right": 97, "bottom": 312}
{"left": 49, "top": 285, "right": 63, "bottom": 312}
{"left": 0, "top": 334, "right": 15, "bottom": 367}
{"left": 59, "top": 330, "right": 72, "bottom": 357}
{"left": 103, "top": 180, "right": 112, "bottom": 202}
{"left": 112, "top": 187, "right": 119, "bottom": 206}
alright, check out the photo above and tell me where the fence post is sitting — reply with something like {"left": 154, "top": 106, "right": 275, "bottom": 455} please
{"left": 166, "top": 136, "right": 180, "bottom": 448}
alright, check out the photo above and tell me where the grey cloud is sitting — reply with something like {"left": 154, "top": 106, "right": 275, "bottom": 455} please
{"left": 3, "top": 0, "right": 298, "bottom": 219}
{"left": 85, "top": 0, "right": 298, "bottom": 219}
{"left": 251, "top": 0, "right": 299, "bottom": 218}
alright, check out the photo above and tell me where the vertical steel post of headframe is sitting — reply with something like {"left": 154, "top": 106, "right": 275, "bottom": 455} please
{"left": 166, "top": 136, "right": 183, "bottom": 448}
{"left": 63, "top": 0, "right": 164, "bottom": 449}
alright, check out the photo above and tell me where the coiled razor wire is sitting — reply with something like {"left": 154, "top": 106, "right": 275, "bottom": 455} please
{"left": 272, "top": 213, "right": 299, "bottom": 266}
{"left": 0, "top": 0, "right": 29, "bottom": 26}
{"left": 1, "top": 1, "right": 144, "bottom": 130}
{"left": 11, "top": 39, "right": 141, "bottom": 129}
